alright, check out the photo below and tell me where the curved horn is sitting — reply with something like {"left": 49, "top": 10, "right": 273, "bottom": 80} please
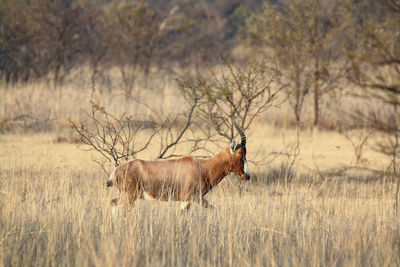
{"left": 231, "top": 114, "right": 246, "bottom": 147}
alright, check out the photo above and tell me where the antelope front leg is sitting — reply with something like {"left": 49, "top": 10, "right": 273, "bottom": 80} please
{"left": 200, "top": 198, "right": 214, "bottom": 209}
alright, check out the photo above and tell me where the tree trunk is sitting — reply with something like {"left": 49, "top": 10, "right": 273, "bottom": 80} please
{"left": 294, "top": 99, "right": 301, "bottom": 123}
{"left": 294, "top": 63, "right": 302, "bottom": 124}
{"left": 313, "top": 55, "right": 320, "bottom": 126}
{"left": 312, "top": 0, "right": 320, "bottom": 127}
{"left": 313, "top": 81, "right": 319, "bottom": 126}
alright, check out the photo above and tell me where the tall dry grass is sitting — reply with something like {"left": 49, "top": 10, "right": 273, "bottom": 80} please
{"left": 1, "top": 75, "right": 399, "bottom": 266}
{"left": 1, "top": 130, "right": 399, "bottom": 266}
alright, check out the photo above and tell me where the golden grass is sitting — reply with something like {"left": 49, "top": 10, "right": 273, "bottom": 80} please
{"left": 1, "top": 79, "right": 399, "bottom": 266}
{"left": 1, "top": 128, "right": 399, "bottom": 266}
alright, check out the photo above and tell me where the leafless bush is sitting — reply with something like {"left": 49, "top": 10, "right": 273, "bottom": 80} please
{"left": 70, "top": 101, "right": 163, "bottom": 171}
{"left": 278, "top": 126, "right": 301, "bottom": 185}
{"left": 70, "top": 80, "right": 215, "bottom": 174}
{"left": 178, "top": 61, "right": 285, "bottom": 142}
{"left": 254, "top": 126, "right": 301, "bottom": 186}
{"left": 350, "top": 108, "right": 400, "bottom": 209}
{"left": 156, "top": 100, "right": 217, "bottom": 159}
{"left": 339, "top": 126, "right": 373, "bottom": 165}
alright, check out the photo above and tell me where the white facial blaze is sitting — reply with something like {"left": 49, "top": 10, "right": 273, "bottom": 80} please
{"left": 244, "top": 159, "right": 250, "bottom": 177}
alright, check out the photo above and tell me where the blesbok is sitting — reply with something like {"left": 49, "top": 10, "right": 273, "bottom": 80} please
{"left": 106, "top": 115, "right": 250, "bottom": 210}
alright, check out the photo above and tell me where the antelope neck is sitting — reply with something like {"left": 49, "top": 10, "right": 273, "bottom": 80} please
{"left": 202, "top": 149, "right": 232, "bottom": 187}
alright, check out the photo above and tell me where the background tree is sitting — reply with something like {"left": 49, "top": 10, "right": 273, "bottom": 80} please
{"left": 0, "top": 0, "right": 263, "bottom": 86}
{"left": 347, "top": 0, "right": 400, "bottom": 209}
{"left": 104, "top": 2, "right": 171, "bottom": 95}
{"left": 29, "top": 0, "right": 87, "bottom": 86}
{"left": 0, "top": 0, "right": 33, "bottom": 84}
{"left": 76, "top": 2, "right": 110, "bottom": 85}
{"left": 244, "top": 0, "right": 352, "bottom": 126}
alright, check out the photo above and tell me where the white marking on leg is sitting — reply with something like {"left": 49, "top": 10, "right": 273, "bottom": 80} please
{"left": 142, "top": 191, "right": 156, "bottom": 201}
{"left": 180, "top": 202, "right": 190, "bottom": 211}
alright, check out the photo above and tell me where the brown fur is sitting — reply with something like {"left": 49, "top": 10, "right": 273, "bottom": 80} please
{"left": 109, "top": 146, "right": 249, "bottom": 207}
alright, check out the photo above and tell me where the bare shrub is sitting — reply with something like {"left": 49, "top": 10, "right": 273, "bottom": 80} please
{"left": 70, "top": 101, "right": 163, "bottom": 170}
{"left": 178, "top": 61, "right": 285, "bottom": 142}
{"left": 339, "top": 127, "right": 373, "bottom": 165}
{"left": 69, "top": 79, "right": 214, "bottom": 174}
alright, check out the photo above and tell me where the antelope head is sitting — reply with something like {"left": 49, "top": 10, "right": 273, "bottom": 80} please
{"left": 229, "top": 115, "right": 250, "bottom": 180}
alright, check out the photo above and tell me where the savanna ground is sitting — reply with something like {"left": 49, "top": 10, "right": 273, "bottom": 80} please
{"left": 1, "top": 75, "right": 400, "bottom": 266}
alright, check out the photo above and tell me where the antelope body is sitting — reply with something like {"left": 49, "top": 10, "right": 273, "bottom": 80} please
{"left": 107, "top": 116, "right": 250, "bottom": 210}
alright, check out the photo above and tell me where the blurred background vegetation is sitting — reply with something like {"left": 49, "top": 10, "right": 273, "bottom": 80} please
{"left": 0, "top": 0, "right": 399, "bottom": 161}
{"left": 0, "top": 0, "right": 259, "bottom": 86}
{"left": 0, "top": 0, "right": 397, "bottom": 112}
{"left": 0, "top": 0, "right": 399, "bottom": 168}
{"left": 0, "top": 0, "right": 396, "bottom": 89}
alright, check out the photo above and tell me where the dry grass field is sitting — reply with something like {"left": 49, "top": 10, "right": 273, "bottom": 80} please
{"left": 1, "top": 81, "right": 400, "bottom": 266}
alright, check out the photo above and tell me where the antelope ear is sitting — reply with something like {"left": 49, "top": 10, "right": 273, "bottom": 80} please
{"left": 230, "top": 140, "right": 236, "bottom": 154}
